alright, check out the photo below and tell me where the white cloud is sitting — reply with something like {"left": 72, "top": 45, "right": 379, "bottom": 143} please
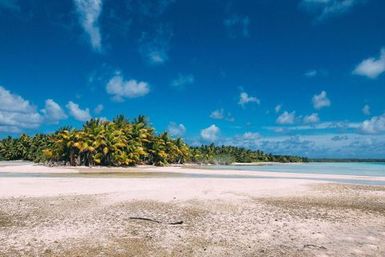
{"left": 300, "top": 0, "right": 363, "bottom": 22}
{"left": 275, "top": 104, "right": 282, "bottom": 113}
{"left": 362, "top": 104, "right": 370, "bottom": 116}
{"left": 312, "top": 90, "right": 331, "bottom": 109}
{"left": 0, "top": 86, "right": 42, "bottom": 132}
{"left": 353, "top": 48, "right": 385, "bottom": 79}
{"left": 224, "top": 15, "right": 250, "bottom": 38}
{"left": 276, "top": 111, "right": 296, "bottom": 125}
{"left": 200, "top": 124, "right": 220, "bottom": 142}
{"left": 106, "top": 73, "right": 150, "bottom": 101}
{"left": 66, "top": 101, "right": 91, "bottom": 122}
{"left": 360, "top": 113, "right": 385, "bottom": 134}
{"left": 74, "top": 0, "right": 103, "bottom": 52}
{"left": 167, "top": 122, "right": 186, "bottom": 138}
{"left": 170, "top": 74, "right": 194, "bottom": 89}
{"left": 210, "top": 109, "right": 224, "bottom": 120}
{"left": 241, "top": 132, "right": 260, "bottom": 140}
{"left": 94, "top": 104, "right": 104, "bottom": 114}
{"left": 239, "top": 92, "right": 260, "bottom": 106}
{"left": 139, "top": 25, "right": 172, "bottom": 65}
{"left": 303, "top": 113, "right": 320, "bottom": 124}
{"left": 41, "top": 99, "right": 67, "bottom": 123}
{"left": 267, "top": 120, "right": 360, "bottom": 132}
{"left": 209, "top": 108, "right": 234, "bottom": 122}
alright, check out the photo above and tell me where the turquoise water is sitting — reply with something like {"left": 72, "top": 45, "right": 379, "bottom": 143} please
{"left": 208, "top": 162, "right": 385, "bottom": 177}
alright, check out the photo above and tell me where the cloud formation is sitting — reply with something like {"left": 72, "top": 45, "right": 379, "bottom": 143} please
{"left": 139, "top": 25, "right": 172, "bottom": 65}
{"left": 209, "top": 108, "right": 234, "bottom": 122}
{"left": 0, "top": 86, "right": 42, "bottom": 132}
{"left": 170, "top": 74, "right": 194, "bottom": 89}
{"left": 353, "top": 48, "right": 385, "bottom": 79}
{"left": 360, "top": 113, "right": 385, "bottom": 134}
{"left": 106, "top": 73, "right": 150, "bottom": 101}
{"left": 94, "top": 104, "right": 104, "bottom": 114}
{"left": 300, "top": 0, "right": 364, "bottom": 22}
{"left": 362, "top": 104, "right": 370, "bottom": 116}
{"left": 303, "top": 113, "right": 320, "bottom": 124}
{"left": 239, "top": 92, "right": 260, "bottom": 106}
{"left": 66, "top": 101, "right": 91, "bottom": 121}
{"left": 304, "top": 69, "right": 318, "bottom": 77}
{"left": 74, "top": 0, "right": 103, "bottom": 51}
{"left": 275, "top": 105, "right": 282, "bottom": 113}
{"left": 312, "top": 91, "right": 331, "bottom": 109}
{"left": 200, "top": 124, "right": 219, "bottom": 142}
{"left": 167, "top": 122, "right": 186, "bottom": 137}
{"left": 41, "top": 99, "right": 67, "bottom": 123}
{"left": 276, "top": 111, "right": 296, "bottom": 125}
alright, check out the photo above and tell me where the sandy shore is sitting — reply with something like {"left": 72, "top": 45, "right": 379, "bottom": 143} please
{"left": 1, "top": 162, "right": 385, "bottom": 256}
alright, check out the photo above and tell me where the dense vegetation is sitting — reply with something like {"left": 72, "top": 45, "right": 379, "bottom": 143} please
{"left": 0, "top": 115, "right": 307, "bottom": 166}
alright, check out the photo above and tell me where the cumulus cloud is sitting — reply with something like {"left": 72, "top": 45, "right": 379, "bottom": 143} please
{"left": 0, "top": 86, "right": 42, "bottom": 132}
{"left": 41, "top": 99, "right": 67, "bottom": 123}
{"left": 300, "top": 0, "right": 364, "bottom": 22}
{"left": 170, "top": 74, "right": 194, "bottom": 89}
{"left": 66, "top": 101, "right": 91, "bottom": 122}
{"left": 139, "top": 25, "right": 172, "bottom": 65}
{"left": 210, "top": 109, "right": 224, "bottom": 120}
{"left": 353, "top": 48, "right": 385, "bottom": 79}
{"left": 94, "top": 104, "right": 104, "bottom": 114}
{"left": 74, "top": 0, "right": 103, "bottom": 51}
{"left": 106, "top": 73, "right": 150, "bottom": 101}
{"left": 200, "top": 124, "right": 220, "bottom": 142}
{"left": 362, "top": 104, "right": 370, "bottom": 116}
{"left": 224, "top": 15, "right": 250, "bottom": 38}
{"left": 239, "top": 92, "right": 260, "bottom": 106}
{"left": 360, "top": 113, "right": 385, "bottom": 134}
{"left": 167, "top": 122, "right": 186, "bottom": 138}
{"left": 312, "top": 91, "right": 331, "bottom": 109}
{"left": 276, "top": 111, "right": 296, "bottom": 125}
{"left": 303, "top": 113, "right": 320, "bottom": 124}
{"left": 209, "top": 108, "right": 234, "bottom": 121}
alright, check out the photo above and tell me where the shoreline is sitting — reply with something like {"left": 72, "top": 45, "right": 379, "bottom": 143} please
{"left": 1, "top": 161, "right": 385, "bottom": 185}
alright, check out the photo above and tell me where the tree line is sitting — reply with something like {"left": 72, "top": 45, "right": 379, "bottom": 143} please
{"left": 0, "top": 115, "right": 308, "bottom": 166}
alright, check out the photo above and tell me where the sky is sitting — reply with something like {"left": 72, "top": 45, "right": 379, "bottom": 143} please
{"left": 0, "top": 0, "right": 385, "bottom": 158}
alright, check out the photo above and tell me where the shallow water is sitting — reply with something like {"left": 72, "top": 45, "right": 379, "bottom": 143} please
{"left": 208, "top": 162, "right": 385, "bottom": 177}
{"left": 1, "top": 162, "right": 385, "bottom": 186}
{"left": 1, "top": 170, "right": 385, "bottom": 186}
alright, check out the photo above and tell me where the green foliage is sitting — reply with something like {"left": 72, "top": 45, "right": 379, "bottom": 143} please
{"left": 190, "top": 144, "right": 308, "bottom": 164}
{"left": 0, "top": 115, "right": 307, "bottom": 166}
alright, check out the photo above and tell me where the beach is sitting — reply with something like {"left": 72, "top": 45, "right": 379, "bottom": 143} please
{"left": 1, "top": 162, "right": 385, "bottom": 256}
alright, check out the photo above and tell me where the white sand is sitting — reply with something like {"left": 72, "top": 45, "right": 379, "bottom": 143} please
{"left": 1, "top": 162, "right": 385, "bottom": 200}
{"left": 1, "top": 162, "right": 385, "bottom": 256}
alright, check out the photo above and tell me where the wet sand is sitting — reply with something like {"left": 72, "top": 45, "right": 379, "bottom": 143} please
{"left": 1, "top": 162, "right": 385, "bottom": 256}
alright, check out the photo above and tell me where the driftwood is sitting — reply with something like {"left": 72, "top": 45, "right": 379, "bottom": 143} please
{"left": 129, "top": 217, "right": 183, "bottom": 225}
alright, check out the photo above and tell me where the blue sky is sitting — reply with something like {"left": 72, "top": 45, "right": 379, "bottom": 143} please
{"left": 1, "top": 0, "right": 385, "bottom": 158}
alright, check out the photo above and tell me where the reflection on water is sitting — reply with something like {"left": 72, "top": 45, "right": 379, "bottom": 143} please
{"left": 1, "top": 169, "right": 385, "bottom": 186}
{"left": 208, "top": 162, "right": 385, "bottom": 177}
